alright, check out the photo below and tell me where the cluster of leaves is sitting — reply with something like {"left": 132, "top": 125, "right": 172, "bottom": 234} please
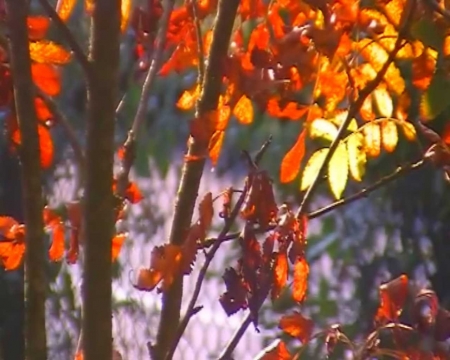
{"left": 259, "top": 275, "right": 450, "bottom": 359}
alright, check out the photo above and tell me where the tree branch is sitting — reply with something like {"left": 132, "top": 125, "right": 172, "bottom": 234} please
{"left": 37, "top": 0, "right": 92, "bottom": 78}
{"left": 295, "top": 0, "right": 415, "bottom": 218}
{"left": 151, "top": 1, "right": 241, "bottom": 358}
{"left": 5, "top": 1, "right": 47, "bottom": 359}
{"left": 83, "top": 1, "right": 121, "bottom": 359}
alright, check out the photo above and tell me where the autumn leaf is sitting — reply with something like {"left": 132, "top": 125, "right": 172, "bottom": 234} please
{"left": 375, "top": 274, "right": 409, "bottom": 323}
{"left": 112, "top": 233, "right": 127, "bottom": 261}
{"left": 56, "top": 0, "right": 77, "bottom": 22}
{"left": 29, "top": 41, "right": 72, "bottom": 65}
{"left": 49, "top": 222, "right": 65, "bottom": 261}
{"left": 177, "top": 84, "right": 200, "bottom": 110}
{"left": 347, "top": 132, "right": 366, "bottom": 182}
{"left": 34, "top": 97, "right": 53, "bottom": 123}
{"left": 397, "top": 120, "right": 416, "bottom": 141}
{"left": 280, "top": 128, "right": 306, "bottom": 183}
{"left": 272, "top": 252, "right": 288, "bottom": 300}
{"left": 31, "top": 63, "right": 61, "bottom": 96}
{"left": 420, "top": 71, "right": 450, "bottom": 121}
{"left": 27, "top": 16, "right": 50, "bottom": 40}
{"left": 279, "top": 311, "right": 314, "bottom": 344}
{"left": 254, "top": 339, "right": 291, "bottom": 360}
{"left": 85, "top": 0, "right": 95, "bottom": 14}
{"left": 301, "top": 148, "right": 328, "bottom": 191}
{"left": 121, "top": 0, "right": 132, "bottom": 32}
{"left": 412, "top": 48, "right": 436, "bottom": 91}
{"left": 233, "top": 95, "right": 253, "bottom": 124}
{"left": 208, "top": 130, "right": 225, "bottom": 166}
{"left": 373, "top": 85, "right": 393, "bottom": 118}
{"left": 381, "top": 118, "right": 398, "bottom": 152}
{"left": 309, "top": 118, "right": 338, "bottom": 142}
{"left": 292, "top": 258, "right": 309, "bottom": 303}
{"left": 363, "top": 122, "right": 381, "bottom": 157}
{"left": 0, "top": 242, "right": 25, "bottom": 270}
{"left": 327, "top": 141, "right": 348, "bottom": 199}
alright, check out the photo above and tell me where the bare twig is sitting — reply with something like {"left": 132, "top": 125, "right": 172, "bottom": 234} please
{"left": 5, "top": 1, "right": 47, "bottom": 358}
{"left": 152, "top": 1, "right": 241, "bottom": 358}
{"left": 295, "top": 0, "right": 415, "bottom": 218}
{"left": 116, "top": 0, "right": 175, "bottom": 196}
{"left": 83, "top": 0, "right": 121, "bottom": 359}
{"left": 424, "top": 0, "right": 450, "bottom": 22}
{"left": 190, "top": 0, "right": 205, "bottom": 84}
{"left": 165, "top": 138, "right": 272, "bottom": 360}
{"left": 37, "top": 0, "right": 92, "bottom": 77}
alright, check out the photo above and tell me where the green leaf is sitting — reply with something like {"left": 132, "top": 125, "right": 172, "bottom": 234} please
{"left": 328, "top": 141, "right": 348, "bottom": 200}
{"left": 300, "top": 148, "right": 328, "bottom": 191}
{"left": 309, "top": 118, "right": 338, "bottom": 142}
{"left": 420, "top": 71, "right": 450, "bottom": 121}
{"left": 411, "top": 18, "right": 445, "bottom": 51}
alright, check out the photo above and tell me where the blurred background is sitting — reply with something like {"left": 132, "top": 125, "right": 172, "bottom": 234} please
{"left": 1, "top": 0, "right": 450, "bottom": 359}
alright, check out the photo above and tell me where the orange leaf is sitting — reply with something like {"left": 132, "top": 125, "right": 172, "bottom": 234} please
{"left": 31, "top": 63, "right": 61, "bottom": 96}
{"left": 34, "top": 97, "right": 52, "bottom": 123}
{"left": 49, "top": 223, "right": 65, "bottom": 261}
{"left": 280, "top": 128, "right": 306, "bottom": 183}
{"left": 56, "top": 0, "right": 77, "bottom": 22}
{"left": 29, "top": 40, "right": 72, "bottom": 65}
{"left": 27, "top": 16, "right": 50, "bottom": 40}
{"left": 112, "top": 233, "right": 127, "bottom": 261}
{"left": 293, "top": 258, "right": 309, "bottom": 302}
{"left": 375, "top": 274, "right": 409, "bottom": 323}
{"left": 412, "top": 49, "right": 435, "bottom": 91}
{"left": 85, "top": 0, "right": 95, "bottom": 14}
{"left": 121, "top": 0, "right": 132, "bottom": 32}
{"left": 0, "top": 217, "right": 19, "bottom": 236}
{"left": 0, "top": 242, "right": 25, "bottom": 270}
{"left": 125, "top": 181, "right": 143, "bottom": 204}
{"left": 363, "top": 122, "right": 381, "bottom": 157}
{"left": 279, "top": 311, "right": 314, "bottom": 344}
{"left": 272, "top": 252, "right": 288, "bottom": 300}
{"left": 74, "top": 350, "right": 83, "bottom": 360}
{"left": 233, "top": 95, "right": 253, "bottom": 124}
{"left": 208, "top": 130, "right": 225, "bottom": 166}
{"left": 256, "top": 340, "right": 291, "bottom": 360}
{"left": 177, "top": 84, "right": 200, "bottom": 110}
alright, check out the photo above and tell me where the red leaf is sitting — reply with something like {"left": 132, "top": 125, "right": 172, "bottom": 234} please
{"left": 31, "top": 63, "right": 61, "bottom": 96}
{"left": 255, "top": 339, "right": 291, "bottom": 360}
{"left": 112, "top": 233, "right": 127, "bottom": 261}
{"left": 280, "top": 128, "right": 306, "bottom": 183}
{"left": 27, "top": 16, "right": 50, "bottom": 40}
{"left": 271, "top": 252, "right": 288, "bottom": 300}
{"left": 292, "top": 258, "right": 309, "bottom": 303}
{"left": 279, "top": 311, "right": 314, "bottom": 344}
{"left": 375, "top": 274, "right": 409, "bottom": 323}
{"left": 49, "top": 222, "right": 65, "bottom": 261}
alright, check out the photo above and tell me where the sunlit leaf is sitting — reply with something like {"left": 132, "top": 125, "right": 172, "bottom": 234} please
{"left": 328, "top": 141, "right": 348, "bottom": 200}
{"left": 34, "top": 97, "right": 52, "bottom": 123}
{"left": 373, "top": 85, "right": 393, "bottom": 118}
{"left": 329, "top": 111, "right": 358, "bottom": 132}
{"left": 292, "top": 258, "right": 309, "bottom": 302}
{"left": 301, "top": 148, "right": 328, "bottom": 191}
{"left": 85, "top": 0, "right": 94, "bottom": 14}
{"left": 279, "top": 311, "right": 314, "bottom": 344}
{"left": 280, "top": 129, "right": 306, "bottom": 183}
{"left": 375, "top": 274, "right": 409, "bottom": 323}
{"left": 29, "top": 41, "right": 72, "bottom": 65}
{"left": 31, "top": 63, "right": 61, "bottom": 96}
{"left": 420, "top": 71, "right": 450, "bottom": 121}
{"left": 121, "top": 0, "right": 132, "bottom": 32}
{"left": 208, "top": 130, "right": 225, "bottom": 166}
{"left": 347, "top": 132, "right": 366, "bottom": 182}
{"left": 309, "top": 118, "right": 338, "bottom": 142}
{"left": 56, "top": 0, "right": 77, "bottom": 22}
{"left": 49, "top": 222, "right": 65, "bottom": 261}
{"left": 0, "top": 242, "right": 25, "bottom": 270}
{"left": 381, "top": 118, "right": 398, "bottom": 152}
{"left": 233, "top": 95, "right": 253, "bottom": 124}
{"left": 254, "top": 340, "right": 291, "bottom": 360}
{"left": 112, "top": 233, "right": 127, "bottom": 261}
{"left": 27, "top": 16, "right": 50, "bottom": 40}
{"left": 272, "top": 252, "right": 288, "bottom": 300}
{"left": 412, "top": 49, "right": 436, "bottom": 91}
{"left": 177, "top": 84, "right": 200, "bottom": 110}
{"left": 397, "top": 120, "right": 416, "bottom": 141}
{"left": 363, "top": 122, "right": 381, "bottom": 157}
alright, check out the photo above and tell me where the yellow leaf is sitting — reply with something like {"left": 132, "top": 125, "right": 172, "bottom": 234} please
{"left": 373, "top": 86, "right": 393, "bottom": 118}
{"left": 381, "top": 118, "right": 398, "bottom": 152}
{"left": 328, "top": 141, "right": 348, "bottom": 200}
{"left": 121, "top": 0, "right": 132, "bottom": 32}
{"left": 330, "top": 110, "right": 358, "bottom": 132}
{"left": 363, "top": 122, "right": 381, "bottom": 157}
{"left": 29, "top": 41, "right": 72, "bottom": 65}
{"left": 56, "top": 0, "right": 76, "bottom": 22}
{"left": 397, "top": 120, "right": 416, "bottom": 141}
{"left": 309, "top": 118, "right": 338, "bottom": 142}
{"left": 300, "top": 148, "right": 328, "bottom": 191}
{"left": 347, "top": 132, "right": 366, "bottom": 182}
{"left": 233, "top": 95, "right": 253, "bottom": 124}
{"left": 176, "top": 84, "right": 200, "bottom": 110}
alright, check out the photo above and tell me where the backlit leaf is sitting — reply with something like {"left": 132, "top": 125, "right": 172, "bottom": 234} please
{"left": 49, "top": 222, "right": 65, "bottom": 261}
{"left": 328, "top": 141, "right": 348, "bottom": 200}
{"left": 177, "top": 84, "right": 200, "bottom": 110}
{"left": 279, "top": 311, "right": 314, "bottom": 344}
{"left": 85, "top": 0, "right": 94, "bottom": 14}
{"left": 31, "top": 63, "right": 61, "bottom": 96}
{"left": 280, "top": 129, "right": 306, "bottom": 183}
{"left": 208, "top": 130, "right": 225, "bottom": 166}
{"left": 301, "top": 148, "right": 328, "bottom": 191}
{"left": 112, "top": 233, "right": 127, "bottom": 261}
{"left": 34, "top": 97, "right": 52, "bottom": 123}
{"left": 233, "top": 95, "right": 253, "bottom": 124}
{"left": 412, "top": 49, "right": 436, "bottom": 91}
{"left": 56, "top": 0, "right": 76, "bottom": 22}
{"left": 420, "top": 71, "right": 450, "bottom": 121}
{"left": 254, "top": 340, "right": 291, "bottom": 360}
{"left": 309, "top": 118, "right": 338, "bottom": 142}
{"left": 375, "top": 274, "right": 409, "bottom": 323}
{"left": 0, "top": 242, "right": 25, "bottom": 270}
{"left": 381, "top": 118, "right": 398, "bottom": 152}
{"left": 347, "top": 132, "right": 366, "bottom": 182}
{"left": 29, "top": 41, "right": 72, "bottom": 65}
{"left": 27, "top": 16, "right": 50, "bottom": 40}
{"left": 363, "top": 122, "right": 381, "bottom": 157}
{"left": 398, "top": 120, "right": 416, "bottom": 141}
{"left": 272, "top": 252, "right": 288, "bottom": 300}
{"left": 373, "top": 86, "right": 393, "bottom": 118}
{"left": 292, "top": 258, "right": 309, "bottom": 303}
{"left": 121, "top": 0, "right": 132, "bottom": 32}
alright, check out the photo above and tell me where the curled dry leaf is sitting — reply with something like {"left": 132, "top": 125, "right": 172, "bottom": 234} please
{"left": 279, "top": 311, "right": 314, "bottom": 344}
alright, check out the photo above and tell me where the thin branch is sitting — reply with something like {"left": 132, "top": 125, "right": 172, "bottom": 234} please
{"left": 37, "top": 0, "right": 92, "bottom": 77}
{"left": 295, "top": 0, "right": 415, "bottom": 218}
{"left": 424, "top": 0, "right": 450, "bottom": 22}
{"left": 191, "top": 0, "right": 205, "bottom": 84}
{"left": 152, "top": 1, "right": 241, "bottom": 358}
{"left": 5, "top": 0, "right": 47, "bottom": 358}
{"left": 116, "top": 0, "right": 175, "bottom": 196}
{"left": 165, "top": 138, "right": 273, "bottom": 360}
